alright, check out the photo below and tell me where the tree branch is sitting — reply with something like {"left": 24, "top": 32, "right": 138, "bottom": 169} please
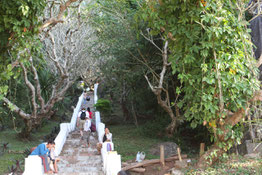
{"left": 20, "top": 62, "right": 37, "bottom": 118}
{"left": 2, "top": 97, "right": 31, "bottom": 120}
{"left": 159, "top": 41, "right": 168, "bottom": 89}
{"left": 40, "top": 0, "right": 80, "bottom": 31}
{"left": 29, "top": 59, "right": 45, "bottom": 112}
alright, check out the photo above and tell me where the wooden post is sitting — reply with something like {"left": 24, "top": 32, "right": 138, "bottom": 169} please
{"left": 160, "top": 145, "right": 165, "bottom": 166}
{"left": 177, "top": 147, "right": 182, "bottom": 162}
{"left": 200, "top": 143, "right": 205, "bottom": 156}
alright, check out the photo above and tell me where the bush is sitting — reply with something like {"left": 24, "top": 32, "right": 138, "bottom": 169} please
{"left": 94, "top": 99, "right": 111, "bottom": 115}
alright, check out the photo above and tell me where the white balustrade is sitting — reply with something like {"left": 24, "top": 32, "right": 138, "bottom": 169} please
{"left": 94, "top": 83, "right": 122, "bottom": 175}
{"left": 23, "top": 94, "right": 83, "bottom": 175}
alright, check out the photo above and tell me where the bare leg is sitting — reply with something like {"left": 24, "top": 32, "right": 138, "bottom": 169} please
{"left": 86, "top": 131, "right": 91, "bottom": 147}
{"left": 80, "top": 129, "right": 83, "bottom": 139}
{"left": 54, "top": 160, "right": 58, "bottom": 173}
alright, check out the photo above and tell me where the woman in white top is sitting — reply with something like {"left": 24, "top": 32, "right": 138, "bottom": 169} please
{"left": 97, "top": 128, "right": 112, "bottom": 154}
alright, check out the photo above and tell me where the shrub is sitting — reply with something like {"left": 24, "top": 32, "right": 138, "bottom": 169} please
{"left": 94, "top": 99, "right": 111, "bottom": 115}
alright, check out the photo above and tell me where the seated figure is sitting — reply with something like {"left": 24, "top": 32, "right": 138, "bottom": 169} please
{"left": 49, "top": 147, "right": 60, "bottom": 173}
{"left": 30, "top": 141, "right": 55, "bottom": 174}
{"left": 97, "top": 128, "right": 112, "bottom": 154}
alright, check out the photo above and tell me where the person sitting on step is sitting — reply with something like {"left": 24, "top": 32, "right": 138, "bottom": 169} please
{"left": 49, "top": 146, "right": 60, "bottom": 173}
{"left": 97, "top": 128, "right": 112, "bottom": 154}
{"left": 30, "top": 140, "right": 55, "bottom": 174}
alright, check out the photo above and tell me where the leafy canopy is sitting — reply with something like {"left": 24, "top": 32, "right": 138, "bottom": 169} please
{"left": 137, "top": 0, "right": 260, "bottom": 142}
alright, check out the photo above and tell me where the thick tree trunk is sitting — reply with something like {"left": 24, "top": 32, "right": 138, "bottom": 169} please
{"left": 197, "top": 107, "right": 246, "bottom": 167}
{"left": 19, "top": 119, "right": 33, "bottom": 139}
{"left": 156, "top": 91, "right": 177, "bottom": 135}
{"left": 166, "top": 118, "right": 177, "bottom": 136}
{"left": 121, "top": 100, "right": 131, "bottom": 121}
{"left": 197, "top": 144, "right": 224, "bottom": 168}
{"left": 131, "top": 101, "right": 138, "bottom": 127}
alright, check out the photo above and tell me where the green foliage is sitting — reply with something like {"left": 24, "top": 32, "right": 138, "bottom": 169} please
{"left": 0, "top": 0, "right": 45, "bottom": 98}
{"left": 88, "top": 0, "right": 172, "bottom": 127}
{"left": 94, "top": 98, "right": 112, "bottom": 115}
{"left": 186, "top": 155, "right": 262, "bottom": 175}
{"left": 137, "top": 0, "right": 260, "bottom": 150}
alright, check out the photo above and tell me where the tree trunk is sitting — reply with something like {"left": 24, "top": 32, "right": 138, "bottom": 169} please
{"left": 197, "top": 108, "right": 246, "bottom": 167}
{"left": 19, "top": 119, "right": 33, "bottom": 138}
{"left": 131, "top": 100, "right": 138, "bottom": 127}
{"left": 121, "top": 100, "right": 131, "bottom": 122}
{"left": 166, "top": 118, "right": 177, "bottom": 136}
{"left": 197, "top": 144, "right": 224, "bottom": 168}
{"left": 156, "top": 93, "right": 177, "bottom": 135}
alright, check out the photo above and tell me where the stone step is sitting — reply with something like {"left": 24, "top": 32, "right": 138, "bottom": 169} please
{"left": 59, "top": 154, "right": 102, "bottom": 159}
{"left": 58, "top": 166, "right": 103, "bottom": 173}
{"left": 58, "top": 160, "right": 102, "bottom": 166}
{"left": 57, "top": 172, "right": 104, "bottom": 175}
{"left": 69, "top": 134, "right": 98, "bottom": 140}
{"left": 61, "top": 144, "right": 98, "bottom": 152}
{"left": 61, "top": 151, "right": 99, "bottom": 157}
{"left": 58, "top": 161, "right": 102, "bottom": 168}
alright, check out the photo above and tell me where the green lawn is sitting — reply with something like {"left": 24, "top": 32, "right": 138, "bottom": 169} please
{"left": 109, "top": 124, "right": 165, "bottom": 162}
{"left": 0, "top": 121, "right": 59, "bottom": 174}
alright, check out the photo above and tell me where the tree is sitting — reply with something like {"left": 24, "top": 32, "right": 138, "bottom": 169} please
{"left": 88, "top": 0, "right": 182, "bottom": 131}
{"left": 137, "top": 0, "right": 261, "bottom": 166}
{"left": 1, "top": 0, "right": 91, "bottom": 137}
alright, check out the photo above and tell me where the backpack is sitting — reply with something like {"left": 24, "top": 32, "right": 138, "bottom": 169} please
{"left": 80, "top": 111, "right": 86, "bottom": 120}
{"left": 86, "top": 96, "right": 90, "bottom": 101}
{"left": 91, "top": 123, "right": 96, "bottom": 132}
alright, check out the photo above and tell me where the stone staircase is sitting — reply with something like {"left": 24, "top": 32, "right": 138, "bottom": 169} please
{"left": 56, "top": 91, "right": 104, "bottom": 175}
{"left": 57, "top": 130, "right": 103, "bottom": 175}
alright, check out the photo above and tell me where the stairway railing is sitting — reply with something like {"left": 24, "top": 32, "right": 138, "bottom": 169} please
{"left": 23, "top": 93, "right": 83, "bottom": 175}
{"left": 94, "top": 83, "right": 122, "bottom": 175}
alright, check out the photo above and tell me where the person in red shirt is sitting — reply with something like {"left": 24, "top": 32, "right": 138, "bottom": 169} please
{"left": 87, "top": 107, "right": 93, "bottom": 119}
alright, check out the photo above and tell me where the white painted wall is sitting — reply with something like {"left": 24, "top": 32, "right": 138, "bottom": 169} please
{"left": 94, "top": 83, "right": 122, "bottom": 175}
{"left": 23, "top": 94, "right": 83, "bottom": 175}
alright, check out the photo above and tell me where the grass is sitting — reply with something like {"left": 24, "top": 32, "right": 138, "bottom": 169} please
{"left": 109, "top": 124, "right": 165, "bottom": 162}
{"left": 109, "top": 124, "right": 262, "bottom": 175}
{"left": 0, "top": 120, "right": 59, "bottom": 174}
{"left": 185, "top": 154, "right": 262, "bottom": 175}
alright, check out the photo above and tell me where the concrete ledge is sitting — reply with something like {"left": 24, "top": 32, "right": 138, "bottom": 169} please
{"left": 23, "top": 156, "right": 44, "bottom": 175}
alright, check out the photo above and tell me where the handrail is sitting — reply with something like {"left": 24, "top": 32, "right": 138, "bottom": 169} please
{"left": 94, "top": 83, "right": 121, "bottom": 175}
{"left": 23, "top": 93, "right": 83, "bottom": 175}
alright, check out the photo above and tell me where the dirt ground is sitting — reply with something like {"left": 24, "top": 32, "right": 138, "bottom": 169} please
{"left": 129, "top": 161, "right": 177, "bottom": 175}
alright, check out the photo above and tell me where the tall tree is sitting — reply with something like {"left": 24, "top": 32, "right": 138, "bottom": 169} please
{"left": 137, "top": 0, "right": 262, "bottom": 166}
{"left": 1, "top": 0, "right": 91, "bottom": 137}
{"left": 88, "top": 0, "right": 182, "bottom": 131}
